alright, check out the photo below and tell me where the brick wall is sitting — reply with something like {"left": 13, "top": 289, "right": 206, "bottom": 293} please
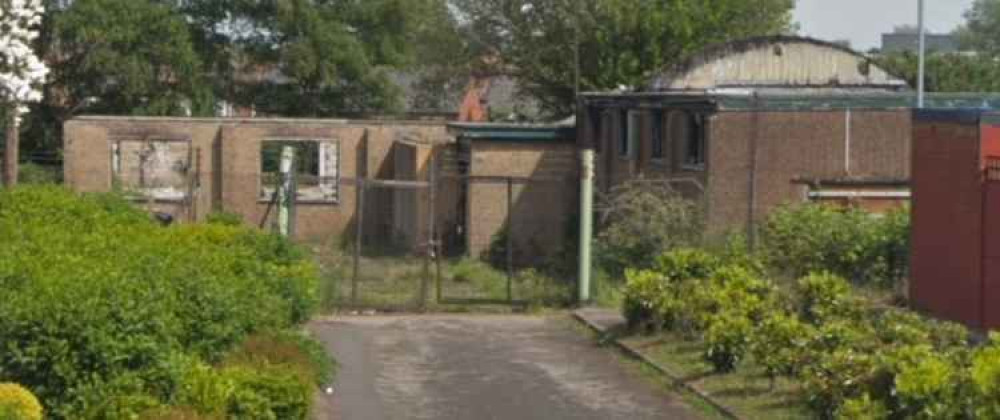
{"left": 64, "top": 117, "right": 449, "bottom": 242}
{"left": 910, "top": 118, "right": 984, "bottom": 328}
{"left": 707, "top": 110, "right": 911, "bottom": 236}
{"left": 466, "top": 140, "right": 579, "bottom": 263}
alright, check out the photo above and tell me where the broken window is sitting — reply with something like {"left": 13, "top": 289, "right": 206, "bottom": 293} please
{"left": 260, "top": 139, "right": 340, "bottom": 203}
{"left": 683, "top": 113, "right": 706, "bottom": 169}
{"left": 619, "top": 110, "right": 639, "bottom": 158}
{"left": 651, "top": 111, "right": 665, "bottom": 160}
{"left": 111, "top": 138, "right": 191, "bottom": 201}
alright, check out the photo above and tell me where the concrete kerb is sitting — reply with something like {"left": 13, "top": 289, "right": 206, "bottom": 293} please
{"left": 571, "top": 309, "right": 741, "bottom": 420}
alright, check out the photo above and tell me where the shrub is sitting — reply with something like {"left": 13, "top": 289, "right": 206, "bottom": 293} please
{"left": 837, "top": 394, "right": 890, "bottom": 420}
{"left": 653, "top": 248, "right": 720, "bottom": 282}
{"left": 205, "top": 211, "right": 245, "bottom": 227}
{"left": 971, "top": 337, "right": 1000, "bottom": 419}
{"left": 0, "top": 383, "right": 43, "bottom": 420}
{"left": 892, "top": 345, "right": 967, "bottom": 419}
{"left": 622, "top": 269, "right": 673, "bottom": 331}
{"left": 0, "top": 187, "right": 320, "bottom": 416}
{"left": 802, "top": 347, "right": 879, "bottom": 417}
{"left": 751, "top": 313, "right": 815, "bottom": 380}
{"left": 224, "top": 365, "right": 313, "bottom": 420}
{"left": 595, "top": 180, "right": 703, "bottom": 276}
{"left": 222, "top": 330, "right": 335, "bottom": 387}
{"left": 797, "top": 273, "right": 858, "bottom": 324}
{"left": 703, "top": 311, "right": 753, "bottom": 373}
{"left": 759, "top": 204, "right": 910, "bottom": 288}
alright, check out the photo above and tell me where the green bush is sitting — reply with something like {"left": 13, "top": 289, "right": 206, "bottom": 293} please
{"left": 595, "top": 180, "right": 703, "bottom": 276}
{"left": 892, "top": 345, "right": 967, "bottom": 419}
{"left": 759, "top": 204, "right": 910, "bottom": 288}
{"left": 18, "top": 162, "right": 62, "bottom": 185}
{"left": 797, "top": 272, "right": 858, "bottom": 324}
{"left": 837, "top": 394, "right": 890, "bottom": 420}
{"left": 703, "top": 311, "right": 753, "bottom": 373}
{"left": 223, "top": 330, "right": 335, "bottom": 387}
{"left": 205, "top": 210, "right": 245, "bottom": 227}
{"left": 224, "top": 364, "right": 312, "bottom": 420}
{"left": 751, "top": 313, "right": 815, "bottom": 380}
{"left": 971, "top": 337, "right": 1000, "bottom": 419}
{"left": 0, "top": 187, "right": 320, "bottom": 417}
{"left": 622, "top": 269, "right": 673, "bottom": 331}
{"left": 0, "top": 383, "right": 43, "bottom": 420}
{"left": 653, "top": 248, "right": 720, "bottom": 282}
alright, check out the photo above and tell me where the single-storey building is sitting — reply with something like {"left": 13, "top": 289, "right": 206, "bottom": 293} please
{"left": 578, "top": 36, "right": 1000, "bottom": 236}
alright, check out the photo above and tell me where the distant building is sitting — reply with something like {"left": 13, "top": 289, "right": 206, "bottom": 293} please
{"left": 881, "top": 32, "right": 959, "bottom": 54}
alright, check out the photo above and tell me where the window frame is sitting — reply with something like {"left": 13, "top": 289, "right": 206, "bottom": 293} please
{"left": 258, "top": 138, "right": 341, "bottom": 205}
{"left": 681, "top": 113, "right": 707, "bottom": 170}
{"left": 651, "top": 110, "right": 666, "bottom": 161}
{"left": 110, "top": 136, "right": 192, "bottom": 202}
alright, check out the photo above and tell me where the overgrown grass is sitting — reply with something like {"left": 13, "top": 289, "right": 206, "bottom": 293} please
{"left": 312, "top": 244, "right": 573, "bottom": 312}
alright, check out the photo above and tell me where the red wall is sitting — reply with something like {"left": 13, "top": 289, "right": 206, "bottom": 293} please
{"left": 911, "top": 118, "right": 984, "bottom": 329}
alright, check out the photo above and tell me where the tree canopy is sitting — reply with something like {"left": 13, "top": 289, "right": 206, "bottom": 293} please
{"left": 450, "top": 0, "right": 796, "bottom": 116}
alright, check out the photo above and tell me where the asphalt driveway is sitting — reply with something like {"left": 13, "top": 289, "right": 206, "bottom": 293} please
{"left": 309, "top": 314, "right": 700, "bottom": 420}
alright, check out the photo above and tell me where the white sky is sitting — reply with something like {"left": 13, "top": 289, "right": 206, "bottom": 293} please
{"left": 793, "top": 0, "right": 976, "bottom": 50}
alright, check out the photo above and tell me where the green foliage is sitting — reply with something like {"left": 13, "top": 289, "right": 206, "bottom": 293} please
{"left": 51, "top": 0, "right": 205, "bottom": 116}
{"left": 892, "top": 346, "right": 967, "bottom": 419}
{"left": 596, "top": 180, "right": 704, "bottom": 277}
{"left": 222, "top": 330, "right": 335, "bottom": 388}
{"left": 801, "top": 347, "right": 879, "bottom": 417}
{"left": 17, "top": 162, "right": 61, "bottom": 185}
{"left": 957, "top": 0, "right": 1000, "bottom": 55}
{"left": 653, "top": 248, "right": 720, "bottom": 282}
{"left": 205, "top": 211, "right": 245, "bottom": 227}
{"left": 796, "top": 273, "right": 857, "bottom": 324}
{"left": 751, "top": 313, "right": 815, "bottom": 379}
{"left": 876, "top": 51, "right": 1000, "bottom": 92}
{"left": 0, "top": 383, "right": 43, "bottom": 420}
{"left": 759, "top": 204, "right": 910, "bottom": 288}
{"left": 0, "top": 186, "right": 320, "bottom": 417}
{"left": 971, "top": 336, "right": 1000, "bottom": 419}
{"left": 703, "top": 311, "right": 753, "bottom": 373}
{"left": 622, "top": 269, "right": 674, "bottom": 331}
{"left": 837, "top": 394, "right": 890, "bottom": 420}
{"left": 451, "top": 0, "right": 795, "bottom": 115}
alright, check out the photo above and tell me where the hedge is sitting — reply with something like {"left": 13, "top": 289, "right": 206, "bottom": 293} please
{"left": 0, "top": 186, "right": 325, "bottom": 418}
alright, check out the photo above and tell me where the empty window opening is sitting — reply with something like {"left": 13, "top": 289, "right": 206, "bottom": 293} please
{"left": 111, "top": 138, "right": 191, "bottom": 201}
{"left": 651, "top": 111, "right": 665, "bottom": 160}
{"left": 683, "top": 113, "right": 706, "bottom": 169}
{"left": 260, "top": 139, "right": 340, "bottom": 203}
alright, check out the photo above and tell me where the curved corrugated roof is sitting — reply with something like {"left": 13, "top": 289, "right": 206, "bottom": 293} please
{"left": 647, "top": 36, "right": 907, "bottom": 91}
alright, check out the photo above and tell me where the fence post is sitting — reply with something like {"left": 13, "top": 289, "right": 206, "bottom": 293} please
{"left": 578, "top": 149, "right": 595, "bottom": 304}
{"left": 352, "top": 177, "right": 365, "bottom": 304}
{"left": 277, "top": 146, "right": 296, "bottom": 237}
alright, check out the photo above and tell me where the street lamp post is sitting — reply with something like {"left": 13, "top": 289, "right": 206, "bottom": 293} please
{"left": 918, "top": 0, "right": 926, "bottom": 108}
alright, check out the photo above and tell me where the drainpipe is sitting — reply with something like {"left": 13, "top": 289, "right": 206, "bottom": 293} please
{"left": 845, "top": 108, "right": 852, "bottom": 176}
{"left": 747, "top": 92, "right": 761, "bottom": 251}
{"left": 578, "top": 147, "right": 595, "bottom": 304}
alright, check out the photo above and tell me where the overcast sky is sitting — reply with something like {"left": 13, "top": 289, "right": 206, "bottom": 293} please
{"left": 793, "top": 0, "right": 975, "bottom": 50}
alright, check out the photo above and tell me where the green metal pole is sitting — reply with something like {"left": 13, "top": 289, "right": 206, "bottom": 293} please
{"left": 578, "top": 149, "right": 595, "bottom": 304}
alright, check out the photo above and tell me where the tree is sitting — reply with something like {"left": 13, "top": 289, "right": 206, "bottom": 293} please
{"left": 451, "top": 0, "right": 795, "bottom": 116}
{"left": 957, "top": 0, "right": 1000, "bottom": 54}
{"left": 0, "top": 0, "right": 49, "bottom": 186}
{"left": 170, "top": 0, "right": 442, "bottom": 117}
{"left": 49, "top": 0, "right": 206, "bottom": 116}
{"left": 875, "top": 52, "right": 1000, "bottom": 92}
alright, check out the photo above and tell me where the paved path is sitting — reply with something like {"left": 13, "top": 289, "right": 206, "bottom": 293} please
{"left": 309, "top": 314, "right": 699, "bottom": 420}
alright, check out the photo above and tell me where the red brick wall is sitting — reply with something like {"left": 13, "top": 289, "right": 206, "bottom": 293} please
{"left": 707, "top": 110, "right": 911, "bottom": 235}
{"left": 910, "top": 119, "right": 983, "bottom": 328}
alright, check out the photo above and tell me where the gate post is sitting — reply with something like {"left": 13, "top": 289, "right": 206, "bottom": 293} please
{"left": 578, "top": 149, "right": 595, "bottom": 304}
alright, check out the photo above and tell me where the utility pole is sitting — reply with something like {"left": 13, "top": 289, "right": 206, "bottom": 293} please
{"left": 917, "top": 0, "right": 926, "bottom": 108}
